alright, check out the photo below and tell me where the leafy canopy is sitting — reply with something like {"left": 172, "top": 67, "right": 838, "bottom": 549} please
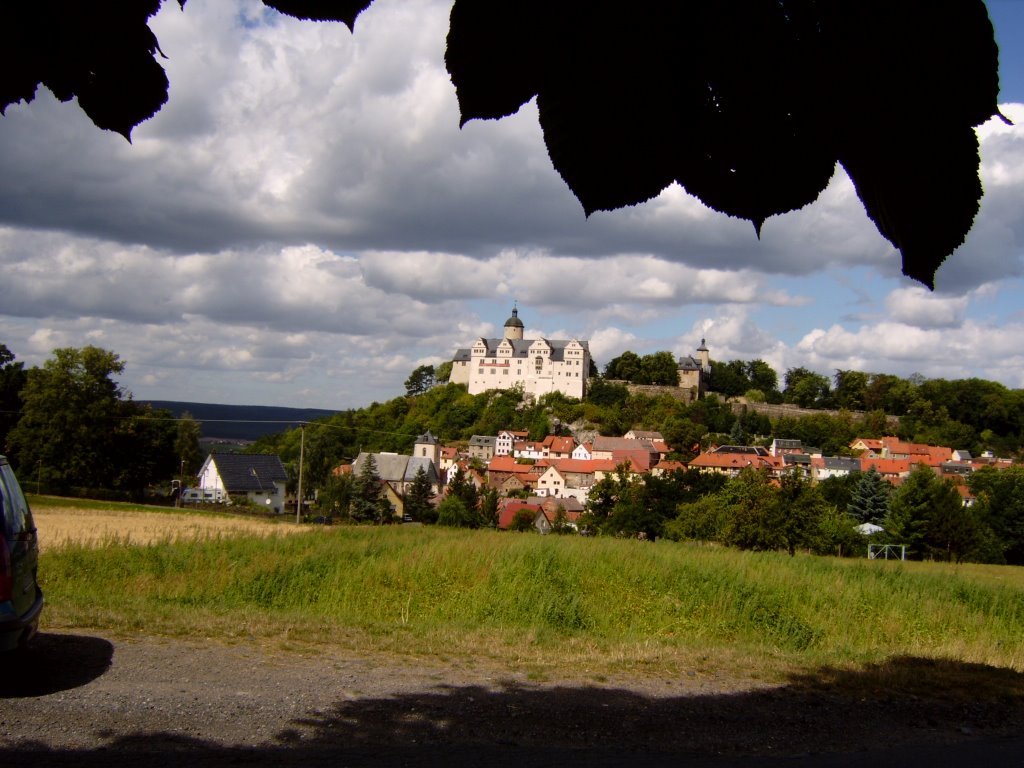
{"left": 1, "top": 1, "right": 1003, "bottom": 287}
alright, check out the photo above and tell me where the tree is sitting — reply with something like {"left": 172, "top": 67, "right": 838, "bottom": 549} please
{"left": 0, "top": 344, "right": 27, "bottom": 453}
{"left": 350, "top": 453, "right": 389, "bottom": 523}
{"left": 404, "top": 364, "right": 436, "bottom": 397}
{"left": 846, "top": 468, "right": 890, "bottom": 525}
{"left": 774, "top": 471, "right": 829, "bottom": 556}
{"left": 784, "top": 367, "right": 832, "bottom": 409}
{"left": 434, "top": 361, "right": 453, "bottom": 383}
{"left": 636, "top": 351, "right": 679, "bottom": 386}
{"left": 479, "top": 486, "right": 499, "bottom": 528}
{"left": 719, "top": 467, "right": 783, "bottom": 552}
{"left": 604, "top": 351, "right": 641, "bottom": 381}
{"left": 175, "top": 411, "right": 203, "bottom": 479}
{"left": 886, "top": 465, "right": 977, "bottom": 561}
{"left": 745, "top": 360, "right": 779, "bottom": 397}
{"left": 509, "top": 507, "right": 536, "bottom": 532}
{"left": 833, "top": 370, "right": 869, "bottom": 411}
{"left": 446, "top": 466, "right": 479, "bottom": 518}
{"left": 968, "top": 465, "right": 1024, "bottom": 565}
{"left": 8, "top": 346, "right": 133, "bottom": 490}
{"left": 709, "top": 360, "right": 749, "bottom": 398}
{"left": 316, "top": 472, "right": 353, "bottom": 518}
{"left": 2, "top": 2, "right": 1000, "bottom": 286}
{"left": 403, "top": 465, "right": 435, "bottom": 523}
{"left": 436, "top": 496, "right": 478, "bottom": 528}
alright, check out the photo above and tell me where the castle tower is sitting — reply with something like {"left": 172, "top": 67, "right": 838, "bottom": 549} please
{"left": 697, "top": 338, "right": 710, "bottom": 373}
{"left": 503, "top": 305, "right": 525, "bottom": 341}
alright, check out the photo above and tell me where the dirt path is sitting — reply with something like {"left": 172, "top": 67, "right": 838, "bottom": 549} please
{"left": 1, "top": 632, "right": 1022, "bottom": 767}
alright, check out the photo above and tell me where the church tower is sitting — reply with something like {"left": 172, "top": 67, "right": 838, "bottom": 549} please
{"left": 503, "top": 305, "right": 525, "bottom": 341}
{"left": 414, "top": 431, "right": 441, "bottom": 467}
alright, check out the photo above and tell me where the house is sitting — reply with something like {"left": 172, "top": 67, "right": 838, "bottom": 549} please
{"left": 496, "top": 430, "right": 528, "bottom": 457}
{"left": 438, "top": 445, "right": 459, "bottom": 474}
{"left": 591, "top": 436, "right": 659, "bottom": 463}
{"left": 572, "top": 442, "right": 593, "bottom": 461}
{"left": 541, "top": 434, "right": 577, "bottom": 459}
{"left": 467, "top": 435, "right": 498, "bottom": 461}
{"left": 860, "top": 457, "right": 914, "bottom": 485}
{"left": 196, "top": 453, "right": 288, "bottom": 512}
{"left": 535, "top": 464, "right": 567, "bottom": 497}
{"left": 513, "top": 440, "right": 546, "bottom": 461}
{"left": 486, "top": 455, "right": 539, "bottom": 492}
{"left": 624, "top": 430, "right": 663, "bottom": 441}
{"left": 688, "top": 446, "right": 781, "bottom": 478}
{"left": 812, "top": 456, "right": 861, "bottom": 481}
{"left": 770, "top": 439, "right": 804, "bottom": 457}
{"left": 497, "top": 500, "right": 544, "bottom": 530}
{"left": 448, "top": 306, "right": 592, "bottom": 399}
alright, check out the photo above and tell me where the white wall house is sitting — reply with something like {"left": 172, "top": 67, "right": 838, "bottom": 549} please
{"left": 196, "top": 453, "right": 288, "bottom": 513}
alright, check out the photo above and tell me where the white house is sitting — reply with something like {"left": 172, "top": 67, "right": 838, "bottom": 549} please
{"left": 195, "top": 453, "right": 288, "bottom": 513}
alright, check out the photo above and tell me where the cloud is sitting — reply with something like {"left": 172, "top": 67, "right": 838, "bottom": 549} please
{"left": 884, "top": 287, "right": 969, "bottom": 328}
{"left": 0, "top": 0, "right": 1022, "bottom": 409}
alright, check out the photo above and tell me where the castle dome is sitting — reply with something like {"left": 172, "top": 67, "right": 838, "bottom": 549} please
{"left": 504, "top": 307, "right": 524, "bottom": 329}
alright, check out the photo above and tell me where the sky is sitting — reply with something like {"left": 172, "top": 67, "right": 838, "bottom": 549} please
{"left": 1, "top": 0, "right": 1023, "bottom": 410}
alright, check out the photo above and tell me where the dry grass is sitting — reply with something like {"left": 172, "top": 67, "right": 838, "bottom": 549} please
{"left": 33, "top": 505, "right": 296, "bottom": 550}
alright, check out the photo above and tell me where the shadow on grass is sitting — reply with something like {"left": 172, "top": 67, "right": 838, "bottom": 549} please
{"left": 0, "top": 633, "right": 113, "bottom": 698}
{"left": 1, "top": 655, "right": 1022, "bottom": 767}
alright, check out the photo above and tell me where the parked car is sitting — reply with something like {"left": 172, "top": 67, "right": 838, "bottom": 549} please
{"left": 0, "top": 456, "right": 43, "bottom": 651}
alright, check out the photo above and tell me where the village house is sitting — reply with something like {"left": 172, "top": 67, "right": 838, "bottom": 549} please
{"left": 496, "top": 430, "right": 528, "bottom": 457}
{"left": 811, "top": 456, "right": 862, "bottom": 482}
{"left": 195, "top": 453, "right": 288, "bottom": 512}
{"left": 467, "top": 435, "right": 498, "bottom": 461}
{"left": 572, "top": 442, "right": 593, "bottom": 461}
{"left": 688, "top": 445, "right": 782, "bottom": 478}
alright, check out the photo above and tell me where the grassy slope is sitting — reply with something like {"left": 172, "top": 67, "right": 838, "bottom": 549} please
{"left": 37, "top": 514, "right": 1024, "bottom": 683}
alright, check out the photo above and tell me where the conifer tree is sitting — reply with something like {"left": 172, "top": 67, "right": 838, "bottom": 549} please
{"left": 847, "top": 468, "right": 890, "bottom": 525}
{"left": 404, "top": 465, "right": 435, "bottom": 522}
{"left": 351, "top": 453, "right": 389, "bottom": 523}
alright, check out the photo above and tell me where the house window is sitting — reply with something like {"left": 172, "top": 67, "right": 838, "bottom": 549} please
{"left": 478, "top": 368, "right": 483, "bottom": 374}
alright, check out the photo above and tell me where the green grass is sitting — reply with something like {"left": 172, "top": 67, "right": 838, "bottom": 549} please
{"left": 28, "top": 493, "right": 278, "bottom": 521}
{"left": 37, "top": 523, "right": 1024, "bottom": 683}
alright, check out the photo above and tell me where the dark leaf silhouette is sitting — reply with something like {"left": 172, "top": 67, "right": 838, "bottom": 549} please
{"left": 0, "top": 2, "right": 169, "bottom": 140}
{"left": 0, "top": 0, "right": 1004, "bottom": 287}
{"left": 447, "top": 0, "right": 1003, "bottom": 287}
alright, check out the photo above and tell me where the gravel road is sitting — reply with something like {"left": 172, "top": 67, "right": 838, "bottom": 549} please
{"left": 1, "top": 631, "right": 1022, "bottom": 767}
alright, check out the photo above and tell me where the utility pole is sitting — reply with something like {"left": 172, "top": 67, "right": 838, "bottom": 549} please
{"left": 295, "top": 423, "right": 305, "bottom": 524}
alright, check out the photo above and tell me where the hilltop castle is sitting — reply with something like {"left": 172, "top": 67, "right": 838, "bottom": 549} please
{"left": 449, "top": 307, "right": 592, "bottom": 399}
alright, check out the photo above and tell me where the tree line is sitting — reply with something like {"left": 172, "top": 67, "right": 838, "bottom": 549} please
{"left": 0, "top": 344, "right": 200, "bottom": 498}
{"left": 586, "top": 462, "right": 1024, "bottom": 565}
{"left": 598, "top": 350, "right": 1024, "bottom": 458}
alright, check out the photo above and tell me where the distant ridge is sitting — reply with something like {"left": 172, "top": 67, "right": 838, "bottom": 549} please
{"left": 143, "top": 401, "right": 339, "bottom": 441}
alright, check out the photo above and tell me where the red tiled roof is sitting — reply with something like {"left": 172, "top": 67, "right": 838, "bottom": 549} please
{"left": 497, "top": 501, "right": 542, "bottom": 529}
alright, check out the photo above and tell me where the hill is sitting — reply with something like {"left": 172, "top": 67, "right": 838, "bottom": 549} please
{"left": 143, "top": 401, "right": 339, "bottom": 442}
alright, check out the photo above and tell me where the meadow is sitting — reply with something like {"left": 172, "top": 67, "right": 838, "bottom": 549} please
{"left": 31, "top": 497, "right": 1024, "bottom": 686}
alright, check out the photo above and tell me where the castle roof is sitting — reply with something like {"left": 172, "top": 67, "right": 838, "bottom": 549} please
{"left": 504, "top": 307, "right": 524, "bottom": 328}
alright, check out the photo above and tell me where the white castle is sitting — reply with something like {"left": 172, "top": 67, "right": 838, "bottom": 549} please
{"left": 449, "top": 307, "right": 592, "bottom": 399}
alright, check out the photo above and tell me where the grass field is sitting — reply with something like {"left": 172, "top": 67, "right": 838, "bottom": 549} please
{"left": 30, "top": 497, "right": 1024, "bottom": 689}
{"left": 30, "top": 495, "right": 296, "bottom": 549}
